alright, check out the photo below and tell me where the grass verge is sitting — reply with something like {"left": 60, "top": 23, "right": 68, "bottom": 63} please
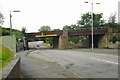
{"left": 0, "top": 45, "right": 14, "bottom": 70}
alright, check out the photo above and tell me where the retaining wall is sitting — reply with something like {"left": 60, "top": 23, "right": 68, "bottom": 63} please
{"left": 0, "top": 36, "right": 16, "bottom": 52}
{"left": 2, "top": 55, "right": 21, "bottom": 79}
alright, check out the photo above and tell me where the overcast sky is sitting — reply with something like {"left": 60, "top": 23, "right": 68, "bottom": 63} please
{"left": 0, "top": 0, "right": 120, "bottom": 32}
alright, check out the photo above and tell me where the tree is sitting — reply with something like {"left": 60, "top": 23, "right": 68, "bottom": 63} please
{"left": 52, "top": 28, "right": 61, "bottom": 31}
{"left": 93, "top": 13, "right": 105, "bottom": 27}
{"left": 38, "top": 25, "right": 51, "bottom": 32}
{"left": 71, "top": 24, "right": 80, "bottom": 30}
{"left": 22, "top": 27, "right": 26, "bottom": 36}
{"left": 77, "top": 12, "right": 105, "bottom": 28}
{"left": 106, "top": 14, "right": 118, "bottom": 28}
{"left": 108, "top": 14, "right": 116, "bottom": 23}
{"left": 77, "top": 12, "right": 91, "bottom": 28}
{"left": 62, "top": 25, "right": 73, "bottom": 31}
{"left": 0, "top": 12, "right": 4, "bottom": 26}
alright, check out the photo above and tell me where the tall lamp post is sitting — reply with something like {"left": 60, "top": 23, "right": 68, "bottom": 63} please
{"left": 84, "top": 1, "right": 100, "bottom": 50}
{"left": 10, "top": 10, "right": 20, "bottom": 36}
{"left": 118, "top": 1, "right": 120, "bottom": 23}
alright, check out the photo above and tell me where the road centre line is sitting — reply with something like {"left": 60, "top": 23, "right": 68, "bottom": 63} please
{"left": 91, "top": 58, "right": 119, "bottom": 65}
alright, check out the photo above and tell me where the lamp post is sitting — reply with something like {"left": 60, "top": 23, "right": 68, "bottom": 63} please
{"left": 84, "top": 1, "right": 100, "bottom": 50}
{"left": 118, "top": 1, "right": 120, "bottom": 23}
{"left": 10, "top": 10, "right": 20, "bottom": 36}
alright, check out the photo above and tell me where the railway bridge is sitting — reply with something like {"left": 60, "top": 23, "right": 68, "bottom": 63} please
{"left": 26, "top": 27, "right": 110, "bottom": 49}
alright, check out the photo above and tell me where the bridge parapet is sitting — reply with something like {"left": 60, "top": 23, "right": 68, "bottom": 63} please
{"left": 26, "top": 27, "right": 108, "bottom": 38}
{"left": 79, "top": 27, "right": 107, "bottom": 30}
{"left": 68, "top": 28, "right": 108, "bottom": 36}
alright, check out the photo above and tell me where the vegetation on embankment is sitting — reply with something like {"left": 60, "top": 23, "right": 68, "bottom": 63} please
{"left": 43, "top": 42, "right": 52, "bottom": 48}
{"left": 2, "top": 27, "right": 24, "bottom": 42}
{"left": 0, "top": 45, "right": 14, "bottom": 70}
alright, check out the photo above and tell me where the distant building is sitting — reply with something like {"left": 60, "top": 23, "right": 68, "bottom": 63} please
{"left": 118, "top": 1, "right": 120, "bottom": 23}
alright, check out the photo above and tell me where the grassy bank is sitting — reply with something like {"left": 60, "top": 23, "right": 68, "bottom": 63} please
{"left": 0, "top": 45, "right": 14, "bottom": 70}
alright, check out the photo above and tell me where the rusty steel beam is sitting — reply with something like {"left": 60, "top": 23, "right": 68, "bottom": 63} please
{"left": 26, "top": 28, "right": 108, "bottom": 38}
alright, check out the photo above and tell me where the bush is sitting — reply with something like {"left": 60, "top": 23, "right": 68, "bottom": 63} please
{"left": 109, "top": 33, "right": 120, "bottom": 43}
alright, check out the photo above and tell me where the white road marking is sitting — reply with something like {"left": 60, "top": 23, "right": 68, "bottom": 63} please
{"left": 95, "top": 53, "right": 118, "bottom": 57}
{"left": 91, "top": 58, "right": 119, "bottom": 65}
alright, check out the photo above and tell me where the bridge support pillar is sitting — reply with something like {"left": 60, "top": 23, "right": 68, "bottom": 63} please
{"left": 59, "top": 31, "right": 69, "bottom": 49}
{"left": 98, "top": 33, "right": 109, "bottom": 48}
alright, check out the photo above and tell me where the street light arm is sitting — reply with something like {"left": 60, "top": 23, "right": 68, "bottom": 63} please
{"left": 84, "top": 1, "right": 88, "bottom": 3}
{"left": 84, "top": 1, "right": 100, "bottom": 5}
{"left": 96, "top": 3, "right": 100, "bottom": 4}
{"left": 13, "top": 10, "right": 20, "bottom": 12}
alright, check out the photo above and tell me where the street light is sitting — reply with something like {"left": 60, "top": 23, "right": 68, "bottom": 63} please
{"left": 84, "top": 1, "right": 100, "bottom": 50}
{"left": 10, "top": 10, "right": 20, "bottom": 36}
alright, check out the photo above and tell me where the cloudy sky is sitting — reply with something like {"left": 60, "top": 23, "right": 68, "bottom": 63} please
{"left": 0, "top": 0, "right": 120, "bottom": 32}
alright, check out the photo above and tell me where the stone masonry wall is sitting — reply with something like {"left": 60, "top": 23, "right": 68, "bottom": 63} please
{"left": 59, "top": 31, "right": 69, "bottom": 49}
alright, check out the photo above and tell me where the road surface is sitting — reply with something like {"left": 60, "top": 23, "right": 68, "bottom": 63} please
{"left": 28, "top": 49, "right": 118, "bottom": 78}
{"left": 18, "top": 42, "right": 119, "bottom": 78}
{"left": 18, "top": 50, "right": 80, "bottom": 78}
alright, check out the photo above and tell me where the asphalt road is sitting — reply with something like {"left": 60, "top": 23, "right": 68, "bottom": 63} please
{"left": 18, "top": 50, "right": 81, "bottom": 78}
{"left": 28, "top": 49, "right": 118, "bottom": 78}
{"left": 18, "top": 42, "right": 119, "bottom": 78}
